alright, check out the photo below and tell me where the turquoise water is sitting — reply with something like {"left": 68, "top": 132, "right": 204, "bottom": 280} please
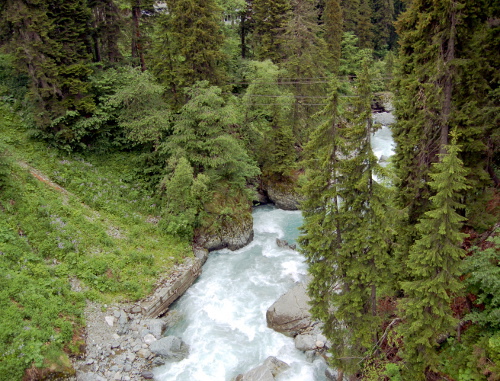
{"left": 154, "top": 206, "right": 327, "bottom": 381}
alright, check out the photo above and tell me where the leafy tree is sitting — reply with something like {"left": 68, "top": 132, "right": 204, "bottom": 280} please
{"left": 399, "top": 138, "right": 469, "bottom": 378}
{"left": 251, "top": 0, "right": 291, "bottom": 62}
{"left": 151, "top": 0, "right": 226, "bottom": 105}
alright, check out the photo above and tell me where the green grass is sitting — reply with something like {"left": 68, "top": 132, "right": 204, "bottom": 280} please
{"left": 0, "top": 103, "right": 191, "bottom": 380}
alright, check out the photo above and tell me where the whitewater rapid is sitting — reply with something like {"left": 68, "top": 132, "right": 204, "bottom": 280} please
{"left": 154, "top": 125, "right": 394, "bottom": 381}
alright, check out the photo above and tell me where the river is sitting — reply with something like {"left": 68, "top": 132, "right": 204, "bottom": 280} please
{"left": 154, "top": 122, "right": 394, "bottom": 381}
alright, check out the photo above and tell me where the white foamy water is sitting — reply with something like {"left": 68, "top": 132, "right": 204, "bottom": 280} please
{"left": 154, "top": 117, "right": 395, "bottom": 381}
{"left": 154, "top": 207, "right": 328, "bottom": 381}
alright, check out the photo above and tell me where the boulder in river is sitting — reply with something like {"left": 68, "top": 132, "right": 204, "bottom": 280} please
{"left": 149, "top": 336, "right": 190, "bottom": 361}
{"left": 234, "top": 356, "right": 290, "bottom": 381}
{"left": 266, "top": 282, "right": 313, "bottom": 337}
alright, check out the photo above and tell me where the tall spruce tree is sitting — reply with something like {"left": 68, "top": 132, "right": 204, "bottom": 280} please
{"left": 323, "top": 0, "right": 343, "bottom": 71}
{"left": 89, "top": 0, "right": 124, "bottom": 64}
{"left": 392, "top": 0, "right": 498, "bottom": 261}
{"left": 299, "top": 77, "right": 346, "bottom": 379}
{"left": 399, "top": 137, "right": 469, "bottom": 378}
{"left": 2, "top": 0, "right": 95, "bottom": 144}
{"left": 299, "top": 60, "right": 392, "bottom": 378}
{"left": 151, "top": 0, "right": 226, "bottom": 105}
{"left": 282, "top": 0, "right": 328, "bottom": 142}
{"left": 251, "top": 0, "right": 291, "bottom": 62}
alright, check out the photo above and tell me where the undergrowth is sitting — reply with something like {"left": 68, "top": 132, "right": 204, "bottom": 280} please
{"left": 0, "top": 103, "right": 190, "bottom": 380}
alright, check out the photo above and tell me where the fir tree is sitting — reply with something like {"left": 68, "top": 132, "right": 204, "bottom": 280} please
{"left": 89, "top": 0, "right": 124, "bottom": 64}
{"left": 300, "top": 60, "right": 392, "bottom": 378}
{"left": 371, "top": 0, "right": 394, "bottom": 54}
{"left": 399, "top": 137, "right": 469, "bottom": 378}
{"left": 251, "top": 0, "right": 291, "bottom": 62}
{"left": 323, "top": 0, "right": 343, "bottom": 71}
{"left": 281, "top": 0, "right": 328, "bottom": 142}
{"left": 2, "top": 0, "right": 95, "bottom": 144}
{"left": 163, "top": 82, "right": 260, "bottom": 191}
{"left": 151, "top": 0, "right": 226, "bottom": 105}
{"left": 392, "top": 0, "right": 498, "bottom": 257}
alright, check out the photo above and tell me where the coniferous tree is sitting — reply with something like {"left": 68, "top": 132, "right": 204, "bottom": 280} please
{"left": 2, "top": 0, "right": 95, "bottom": 143}
{"left": 300, "top": 60, "right": 392, "bottom": 378}
{"left": 151, "top": 0, "right": 226, "bottom": 105}
{"left": 299, "top": 77, "right": 346, "bottom": 378}
{"left": 392, "top": 0, "right": 498, "bottom": 257}
{"left": 251, "top": 0, "right": 291, "bottom": 62}
{"left": 282, "top": 0, "right": 328, "bottom": 142}
{"left": 89, "top": 0, "right": 124, "bottom": 64}
{"left": 399, "top": 138, "right": 469, "bottom": 378}
{"left": 163, "top": 82, "right": 260, "bottom": 190}
{"left": 371, "top": 0, "right": 394, "bottom": 54}
{"left": 323, "top": 0, "right": 343, "bottom": 71}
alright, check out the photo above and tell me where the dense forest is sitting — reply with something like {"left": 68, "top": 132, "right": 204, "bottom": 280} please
{"left": 0, "top": 0, "right": 498, "bottom": 380}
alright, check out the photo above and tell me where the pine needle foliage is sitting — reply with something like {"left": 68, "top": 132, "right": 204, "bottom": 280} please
{"left": 399, "top": 137, "right": 469, "bottom": 378}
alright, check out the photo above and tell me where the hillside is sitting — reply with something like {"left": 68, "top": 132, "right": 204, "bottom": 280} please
{"left": 0, "top": 103, "right": 191, "bottom": 380}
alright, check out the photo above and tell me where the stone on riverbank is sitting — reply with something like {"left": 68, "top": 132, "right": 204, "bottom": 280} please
{"left": 149, "top": 336, "right": 190, "bottom": 361}
{"left": 266, "top": 282, "right": 313, "bottom": 337}
{"left": 234, "top": 356, "right": 290, "bottom": 381}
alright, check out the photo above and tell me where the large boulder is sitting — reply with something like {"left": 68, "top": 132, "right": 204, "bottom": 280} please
{"left": 266, "top": 282, "right": 313, "bottom": 337}
{"left": 235, "top": 357, "right": 290, "bottom": 381}
{"left": 149, "top": 336, "right": 189, "bottom": 361}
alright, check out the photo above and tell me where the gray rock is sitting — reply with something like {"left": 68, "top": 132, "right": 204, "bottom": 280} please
{"left": 147, "top": 319, "right": 165, "bottom": 338}
{"left": 294, "top": 333, "right": 317, "bottom": 351}
{"left": 143, "top": 333, "right": 157, "bottom": 344}
{"left": 235, "top": 356, "right": 290, "bottom": 381}
{"left": 266, "top": 282, "right": 313, "bottom": 337}
{"left": 195, "top": 213, "right": 254, "bottom": 251}
{"left": 276, "top": 238, "right": 296, "bottom": 251}
{"left": 266, "top": 183, "right": 303, "bottom": 211}
{"left": 137, "top": 348, "right": 151, "bottom": 358}
{"left": 325, "top": 367, "right": 338, "bottom": 381}
{"left": 141, "top": 371, "right": 155, "bottom": 379}
{"left": 76, "top": 371, "right": 107, "bottom": 381}
{"left": 149, "top": 336, "right": 190, "bottom": 361}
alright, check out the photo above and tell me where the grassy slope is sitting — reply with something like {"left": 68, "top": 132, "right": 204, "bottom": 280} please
{"left": 0, "top": 103, "right": 191, "bottom": 380}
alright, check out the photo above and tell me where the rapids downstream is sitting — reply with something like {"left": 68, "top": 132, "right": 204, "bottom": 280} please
{"left": 154, "top": 121, "right": 395, "bottom": 381}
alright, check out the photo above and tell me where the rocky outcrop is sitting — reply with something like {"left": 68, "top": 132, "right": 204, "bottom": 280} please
{"left": 265, "top": 182, "right": 303, "bottom": 211}
{"left": 139, "top": 247, "right": 208, "bottom": 318}
{"left": 266, "top": 282, "right": 313, "bottom": 337}
{"left": 234, "top": 356, "right": 290, "bottom": 381}
{"left": 195, "top": 212, "right": 254, "bottom": 251}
